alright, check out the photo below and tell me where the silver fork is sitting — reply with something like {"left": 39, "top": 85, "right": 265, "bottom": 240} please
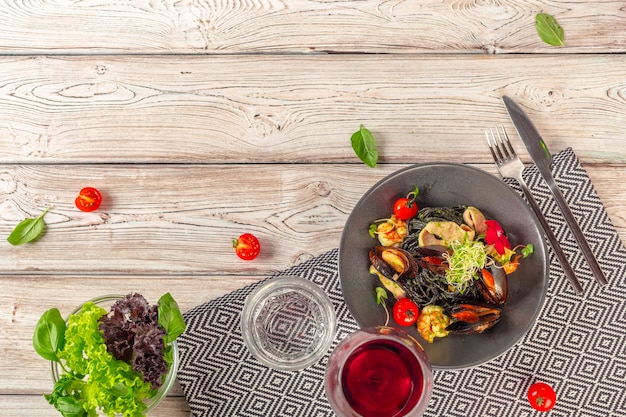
{"left": 487, "top": 126, "right": 584, "bottom": 295}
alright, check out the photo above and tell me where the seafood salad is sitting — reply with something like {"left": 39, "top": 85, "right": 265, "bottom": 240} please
{"left": 368, "top": 188, "right": 534, "bottom": 343}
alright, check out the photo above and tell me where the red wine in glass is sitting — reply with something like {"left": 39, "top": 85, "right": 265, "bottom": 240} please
{"left": 342, "top": 339, "right": 423, "bottom": 416}
{"left": 325, "top": 327, "right": 433, "bottom": 417}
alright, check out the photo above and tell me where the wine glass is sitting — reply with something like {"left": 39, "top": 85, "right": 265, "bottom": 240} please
{"left": 324, "top": 326, "right": 433, "bottom": 417}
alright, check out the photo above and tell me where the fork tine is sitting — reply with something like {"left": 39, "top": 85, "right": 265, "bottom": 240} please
{"left": 486, "top": 128, "right": 505, "bottom": 162}
{"left": 485, "top": 130, "right": 501, "bottom": 163}
{"left": 492, "top": 127, "right": 512, "bottom": 161}
{"left": 496, "top": 125, "right": 517, "bottom": 158}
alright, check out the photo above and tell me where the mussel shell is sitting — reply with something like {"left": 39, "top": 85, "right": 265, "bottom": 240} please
{"left": 369, "top": 246, "right": 418, "bottom": 281}
{"left": 477, "top": 263, "right": 508, "bottom": 305}
{"left": 445, "top": 303, "right": 502, "bottom": 334}
{"left": 411, "top": 245, "right": 450, "bottom": 275}
{"left": 446, "top": 315, "right": 501, "bottom": 334}
{"left": 369, "top": 249, "right": 397, "bottom": 279}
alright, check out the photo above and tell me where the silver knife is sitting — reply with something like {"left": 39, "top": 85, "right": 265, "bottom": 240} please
{"left": 502, "top": 96, "right": 608, "bottom": 287}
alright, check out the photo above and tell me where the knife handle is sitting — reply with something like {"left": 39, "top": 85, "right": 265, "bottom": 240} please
{"left": 544, "top": 175, "right": 609, "bottom": 287}
{"left": 518, "top": 180, "right": 584, "bottom": 294}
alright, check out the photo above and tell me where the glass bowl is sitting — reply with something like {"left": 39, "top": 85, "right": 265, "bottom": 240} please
{"left": 241, "top": 275, "right": 337, "bottom": 371}
{"left": 50, "top": 294, "right": 179, "bottom": 414}
{"left": 325, "top": 326, "right": 433, "bottom": 417}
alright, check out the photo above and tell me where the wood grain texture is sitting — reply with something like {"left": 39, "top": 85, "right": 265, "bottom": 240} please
{"left": 0, "top": 55, "right": 625, "bottom": 164}
{"left": 0, "top": 395, "right": 190, "bottom": 417}
{"left": 1, "top": 1, "right": 625, "bottom": 415}
{"left": 0, "top": 0, "right": 624, "bottom": 54}
{"left": 1, "top": 164, "right": 624, "bottom": 275}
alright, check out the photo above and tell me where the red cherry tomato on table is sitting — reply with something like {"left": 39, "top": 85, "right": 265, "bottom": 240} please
{"left": 527, "top": 382, "right": 556, "bottom": 412}
{"left": 393, "top": 198, "right": 418, "bottom": 221}
{"left": 75, "top": 187, "right": 102, "bottom": 212}
{"left": 392, "top": 298, "right": 419, "bottom": 326}
{"left": 232, "top": 233, "right": 261, "bottom": 260}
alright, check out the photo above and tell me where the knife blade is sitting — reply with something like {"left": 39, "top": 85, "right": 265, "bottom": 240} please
{"left": 502, "top": 95, "right": 608, "bottom": 287}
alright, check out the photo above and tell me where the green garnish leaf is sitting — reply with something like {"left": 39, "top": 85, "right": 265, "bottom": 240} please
{"left": 406, "top": 186, "right": 420, "bottom": 208}
{"left": 375, "top": 287, "right": 390, "bottom": 326}
{"left": 536, "top": 13, "right": 564, "bottom": 46}
{"left": 522, "top": 243, "right": 535, "bottom": 258}
{"left": 375, "top": 287, "right": 388, "bottom": 305}
{"left": 368, "top": 223, "right": 378, "bottom": 238}
{"left": 158, "top": 292, "right": 187, "bottom": 344}
{"left": 33, "top": 308, "right": 66, "bottom": 362}
{"left": 351, "top": 124, "right": 378, "bottom": 168}
{"left": 7, "top": 207, "right": 51, "bottom": 246}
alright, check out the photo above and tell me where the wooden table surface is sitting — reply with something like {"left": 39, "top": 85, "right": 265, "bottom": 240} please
{"left": 1, "top": 1, "right": 625, "bottom": 416}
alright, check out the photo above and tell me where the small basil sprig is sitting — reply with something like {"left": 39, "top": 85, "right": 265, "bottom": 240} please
{"left": 351, "top": 124, "right": 378, "bottom": 168}
{"left": 33, "top": 307, "right": 66, "bottom": 362}
{"left": 536, "top": 13, "right": 564, "bottom": 46}
{"left": 158, "top": 292, "right": 187, "bottom": 343}
{"left": 7, "top": 207, "right": 51, "bottom": 246}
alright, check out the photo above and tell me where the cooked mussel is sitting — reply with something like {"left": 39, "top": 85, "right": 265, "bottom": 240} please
{"left": 445, "top": 303, "right": 502, "bottom": 334}
{"left": 412, "top": 245, "right": 451, "bottom": 276}
{"left": 369, "top": 246, "right": 418, "bottom": 281}
{"left": 477, "top": 262, "right": 508, "bottom": 305}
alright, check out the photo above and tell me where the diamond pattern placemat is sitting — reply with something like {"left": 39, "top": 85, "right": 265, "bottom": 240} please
{"left": 176, "top": 148, "right": 626, "bottom": 416}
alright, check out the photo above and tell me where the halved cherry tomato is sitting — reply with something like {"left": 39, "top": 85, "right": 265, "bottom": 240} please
{"left": 393, "top": 197, "right": 418, "bottom": 220}
{"left": 527, "top": 382, "right": 556, "bottom": 412}
{"left": 75, "top": 187, "right": 102, "bottom": 212}
{"left": 393, "top": 298, "right": 419, "bottom": 326}
{"left": 232, "top": 233, "right": 261, "bottom": 260}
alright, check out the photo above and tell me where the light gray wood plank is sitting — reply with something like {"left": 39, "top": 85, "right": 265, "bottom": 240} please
{"left": 0, "top": 1, "right": 622, "bottom": 54}
{"left": 0, "top": 395, "right": 190, "bottom": 417}
{"left": 1, "top": 164, "right": 624, "bottom": 275}
{"left": 0, "top": 55, "right": 625, "bottom": 164}
{"left": 0, "top": 163, "right": 395, "bottom": 274}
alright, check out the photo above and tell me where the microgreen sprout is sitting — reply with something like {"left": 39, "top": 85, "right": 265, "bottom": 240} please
{"left": 443, "top": 239, "right": 488, "bottom": 294}
{"left": 375, "top": 287, "right": 390, "bottom": 326}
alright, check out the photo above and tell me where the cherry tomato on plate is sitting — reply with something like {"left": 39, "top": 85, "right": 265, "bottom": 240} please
{"left": 392, "top": 186, "right": 420, "bottom": 220}
{"left": 232, "top": 233, "right": 261, "bottom": 260}
{"left": 75, "top": 187, "right": 102, "bottom": 212}
{"left": 393, "top": 198, "right": 418, "bottom": 221}
{"left": 527, "top": 382, "right": 556, "bottom": 412}
{"left": 392, "top": 298, "right": 419, "bottom": 326}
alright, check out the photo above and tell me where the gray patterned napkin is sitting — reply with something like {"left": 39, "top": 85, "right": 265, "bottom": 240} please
{"left": 176, "top": 148, "right": 626, "bottom": 417}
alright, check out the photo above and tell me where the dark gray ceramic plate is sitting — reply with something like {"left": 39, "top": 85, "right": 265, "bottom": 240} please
{"left": 339, "top": 163, "right": 549, "bottom": 370}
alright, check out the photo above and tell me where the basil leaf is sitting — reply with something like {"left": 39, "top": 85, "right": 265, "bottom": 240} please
{"left": 33, "top": 308, "right": 66, "bottom": 362}
{"left": 536, "top": 13, "right": 564, "bottom": 46}
{"left": 56, "top": 396, "right": 87, "bottom": 417}
{"left": 7, "top": 207, "right": 50, "bottom": 245}
{"left": 158, "top": 292, "right": 186, "bottom": 344}
{"left": 351, "top": 124, "right": 378, "bottom": 168}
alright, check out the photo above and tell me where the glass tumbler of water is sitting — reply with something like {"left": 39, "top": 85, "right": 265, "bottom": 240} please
{"left": 241, "top": 275, "right": 336, "bottom": 371}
